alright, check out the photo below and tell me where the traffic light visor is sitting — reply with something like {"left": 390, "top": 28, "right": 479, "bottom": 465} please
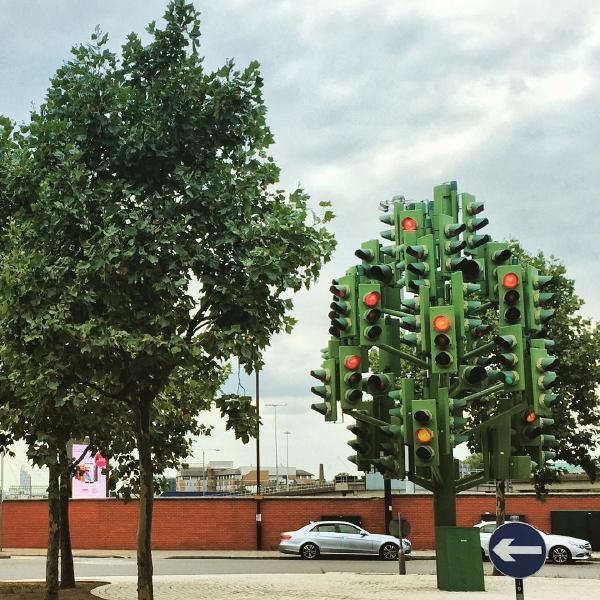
{"left": 433, "top": 315, "right": 451, "bottom": 332}
{"left": 502, "top": 272, "right": 519, "bottom": 289}
{"left": 344, "top": 355, "right": 361, "bottom": 370}
{"left": 330, "top": 285, "right": 349, "bottom": 298}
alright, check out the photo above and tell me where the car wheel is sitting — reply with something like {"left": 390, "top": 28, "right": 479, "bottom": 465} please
{"left": 380, "top": 542, "right": 399, "bottom": 561}
{"left": 300, "top": 542, "right": 320, "bottom": 560}
{"left": 549, "top": 545, "right": 571, "bottom": 565}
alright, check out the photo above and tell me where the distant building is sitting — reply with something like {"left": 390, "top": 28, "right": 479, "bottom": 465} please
{"left": 176, "top": 462, "right": 314, "bottom": 493}
{"left": 19, "top": 466, "right": 32, "bottom": 490}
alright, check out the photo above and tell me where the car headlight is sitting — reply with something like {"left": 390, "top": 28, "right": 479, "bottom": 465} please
{"left": 576, "top": 544, "right": 588, "bottom": 549}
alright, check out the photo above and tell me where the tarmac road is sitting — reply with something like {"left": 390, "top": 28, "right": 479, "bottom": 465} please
{"left": 1, "top": 556, "right": 598, "bottom": 581}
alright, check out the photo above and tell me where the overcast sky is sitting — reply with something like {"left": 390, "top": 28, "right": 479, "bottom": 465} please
{"left": 1, "top": 0, "right": 599, "bottom": 488}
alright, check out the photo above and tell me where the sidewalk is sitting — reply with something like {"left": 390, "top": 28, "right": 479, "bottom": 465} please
{"left": 90, "top": 572, "right": 599, "bottom": 600}
{"left": 1, "top": 548, "right": 437, "bottom": 560}
{"left": 5, "top": 548, "right": 599, "bottom": 561}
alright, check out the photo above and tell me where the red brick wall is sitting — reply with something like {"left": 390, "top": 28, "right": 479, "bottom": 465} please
{"left": 4, "top": 494, "right": 600, "bottom": 550}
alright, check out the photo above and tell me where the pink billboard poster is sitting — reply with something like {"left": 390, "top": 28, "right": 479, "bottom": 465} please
{"left": 72, "top": 444, "right": 107, "bottom": 499}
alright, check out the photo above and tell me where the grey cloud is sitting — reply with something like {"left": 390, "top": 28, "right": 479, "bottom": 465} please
{"left": 2, "top": 1, "right": 600, "bottom": 479}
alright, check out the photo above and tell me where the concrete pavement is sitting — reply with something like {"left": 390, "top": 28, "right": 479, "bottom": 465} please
{"left": 4, "top": 547, "right": 599, "bottom": 560}
{"left": 90, "top": 572, "right": 600, "bottom": 600}
{"left": 1, "top": 548, "right": 437, "bottom": 560}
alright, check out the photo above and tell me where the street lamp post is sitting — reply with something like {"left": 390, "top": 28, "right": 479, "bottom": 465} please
{"left": 265, "top": 403, "right": 286, "bottom": 490}
{"left": 283, "top": 431, "right": 291, "bottom": 489}
{"left": 200, "top": 448, "right": 220, "bottom": 493}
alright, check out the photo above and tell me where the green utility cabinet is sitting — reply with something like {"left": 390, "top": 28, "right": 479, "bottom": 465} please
{"left": 435, "top": 526, "right": 485, "bottom": 591}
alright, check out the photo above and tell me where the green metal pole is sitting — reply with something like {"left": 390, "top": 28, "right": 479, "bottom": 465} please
{"left": 433, "top": 452, "right": 457, "bottom": 526}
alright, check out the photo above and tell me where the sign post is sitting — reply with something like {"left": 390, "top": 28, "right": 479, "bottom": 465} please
{"left": 397, "top": 512, "right": 406, "bottom": 575}
{"left": 489, "top": 522, "right": 547, "bottom": 600}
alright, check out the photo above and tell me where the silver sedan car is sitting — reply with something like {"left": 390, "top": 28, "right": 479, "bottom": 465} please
{"left": 279, "top": 520, "right": 411, "bottom": 560}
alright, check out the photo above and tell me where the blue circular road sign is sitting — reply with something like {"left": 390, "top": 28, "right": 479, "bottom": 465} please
{"left": 489, "top": 522, "right": 547, "bottom": 578}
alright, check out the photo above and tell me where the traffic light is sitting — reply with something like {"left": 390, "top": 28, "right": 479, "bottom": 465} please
{"left": 457, "top": 365, "right": 488, "bottom": 388}
{"left": 484, "top": 242, "right": 511, "bottom": 301}
{"left": 429, "top": 306, "right": 458, "bottom": 374}
{"left": 373, "top": 401, "right": 406, "bottom": 479}
{"left": 412, "top": 398, "right": 439, "bottom": 467}
{"left": 497, "top": 265, "right": 525, "bottom": 327}
{"left": 355, "top": 239, "right": 380, "bottom": 266}
{"left": 347, "top": 416, "right": 376, "bottom": 472}
{"left": 438, "top": 214, "right": 466, "bottom": 279}
{"left": 367, "top": 373, "right": 394, "bottom": 395}
{"left": 516, "top": 410, "right": 556, "bottom": 467}
{"left": 358, "top": 283, "right": 386, "bottom": 346}
{"left": 365, "top": 262, "right": 394, "bottom": 285}
{"left": 461, "top": 193, "right": 489, "bottom": 252}
{"left": 310, "top": 357, "right": 339, "bottom": 422}
{"left": 529, "top": 347, "right": 558, "bottom": 417}
{"left": 438, "top": 388, "right": 468, "bottom": 454}
{"left": 493, "top": 324, "right": 526, "bottom": 391}
{"left": 433, "top": 181, "right": 459, "bottom": 222}
{"left": 524, "top": 265, "right": 555, "bottom": 334}
{"left": 339, "top": 346, "right": 365, "bottom": 410}
{"left": 391, "top": 203, "right": 426, "bottom": 245}
{"left": 404, "top": 234, "right": 436, "bottom": 295}
{"left": 329, "top": 274, "right": 357, "bottom": 339}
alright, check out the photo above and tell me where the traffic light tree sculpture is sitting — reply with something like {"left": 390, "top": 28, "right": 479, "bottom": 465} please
{"left": 310, "top": 182, "right": 558, "bottom": 588}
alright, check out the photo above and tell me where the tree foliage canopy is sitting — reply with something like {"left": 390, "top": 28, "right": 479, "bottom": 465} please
{"left": 0, "top": 0, "right": 335, "bottom": 413}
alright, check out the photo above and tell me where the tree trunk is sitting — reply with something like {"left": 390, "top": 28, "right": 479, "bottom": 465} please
{"left": 493, "top": 479, "right": 506, "bottom": 575}
{"left": 45, "top": 460, "right": 61, "bottom": 600}
{"left": 59, "top": 446, "right": 75, "bottom": 588}
{"left": 135, "top": 398, "right": 154, "bottom": 600}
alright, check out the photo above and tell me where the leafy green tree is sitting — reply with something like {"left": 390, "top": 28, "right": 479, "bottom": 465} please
{"left": 0, "top": 3, "right": 335, "bottom": 599}
{"left": 468, "top": 241, "right": 600, "bottom": 493}
{"left": 461, "top": 452, "right": 484, "bottom": 472}
{"left": 510, "top": 242, "right": 600, "bottom": 490}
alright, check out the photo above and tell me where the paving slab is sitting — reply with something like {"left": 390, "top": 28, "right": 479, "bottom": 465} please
{"left": 90, "top": 572, "right": 600, "bottom": 600}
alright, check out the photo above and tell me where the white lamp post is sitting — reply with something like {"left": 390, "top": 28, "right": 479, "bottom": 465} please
{"left": 283, "top": 431, "right": 291, "bottom": 489}
{"left": 265, "top": 403, "right": 286, "bottom": 489}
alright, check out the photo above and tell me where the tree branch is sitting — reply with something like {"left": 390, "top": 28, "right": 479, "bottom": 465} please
{"left": 74, "top": 376, "right": 127, "bottom": 403}
{"left": 70, "top": 443, "right": 91, "bottom": 470}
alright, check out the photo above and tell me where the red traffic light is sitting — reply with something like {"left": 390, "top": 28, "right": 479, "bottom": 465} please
{"left": 363, "top": 291, "right": 381, "bottom": 307}
{"left": 525, "top": 412, "right": 537, "bottom": 423}
{"left": 344, "top": 355, "right": 361, "bottom": 370}
{"left": 502, "top": 272, "right": 519, "bottom": 289}
{"left": 330, "top": 285, "right": 349, "bottom": 298}
{"left": 433, "top": 315, "right": 451, "bottom": 332}
{"left": 401, "top": 217, "right": 417, "bottom": 231}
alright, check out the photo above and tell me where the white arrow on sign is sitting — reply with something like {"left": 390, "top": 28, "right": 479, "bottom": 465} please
{"left": 492, "top": 537, "right": 544, "bottom": 562}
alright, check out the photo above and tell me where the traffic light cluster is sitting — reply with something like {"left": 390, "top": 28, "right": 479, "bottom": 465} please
{"left": 310, "top": 180, "right": 558, "bottom": 492}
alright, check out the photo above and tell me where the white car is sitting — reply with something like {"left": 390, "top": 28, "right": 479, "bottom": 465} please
{"left": 474, "top": 521, "right": 592, "bottom": 564}
{"left": 279, "top": 520, "right": 411, "bottom": 560}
